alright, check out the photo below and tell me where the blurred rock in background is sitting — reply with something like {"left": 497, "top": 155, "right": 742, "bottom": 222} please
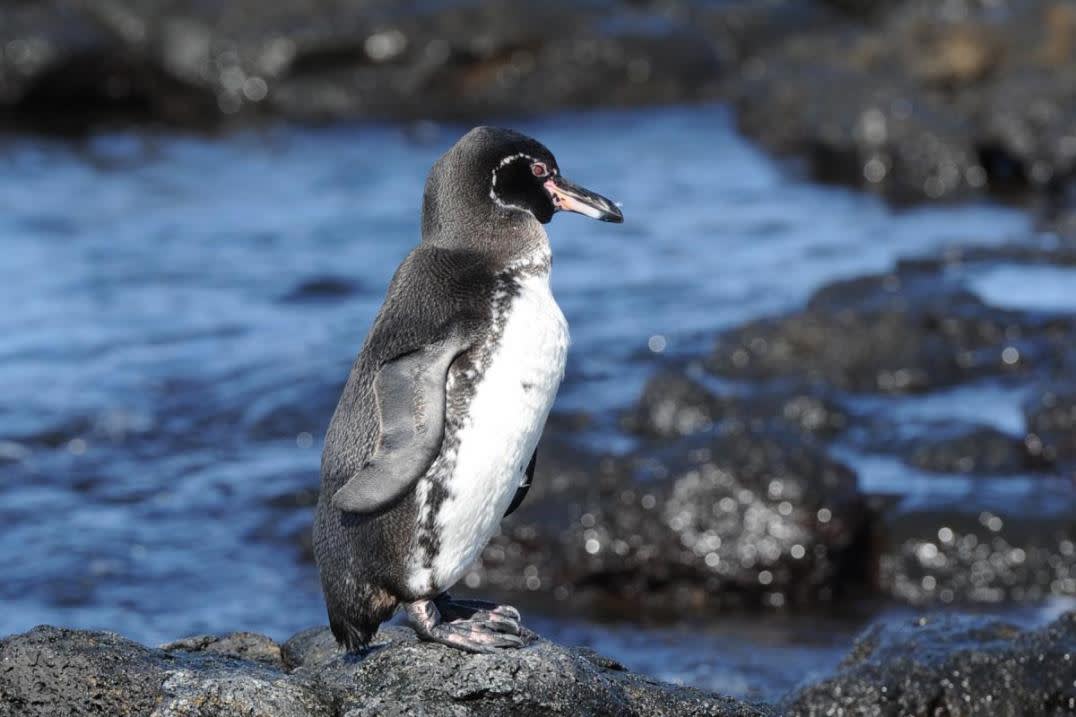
{"left": 4, "top": 0, "right": 1076, "bottom": 212}
{"left": 0, "top": 0, "right": 722, "bottom": 131}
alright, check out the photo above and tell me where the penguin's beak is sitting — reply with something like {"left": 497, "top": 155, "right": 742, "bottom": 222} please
{"left": 544, "top": 177, "right": 623, "bottom": 223}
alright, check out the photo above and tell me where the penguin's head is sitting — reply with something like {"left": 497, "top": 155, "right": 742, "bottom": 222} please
{"left": 423, "top": 127, "right": 623, "bottom": 243}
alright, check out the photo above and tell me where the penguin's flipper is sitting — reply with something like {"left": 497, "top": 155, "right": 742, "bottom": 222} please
{"left": 332, "top": 334, "right": 468, "bottom": 515}
{"left": 504, "top": 449, "right": 537, "bottom": 517}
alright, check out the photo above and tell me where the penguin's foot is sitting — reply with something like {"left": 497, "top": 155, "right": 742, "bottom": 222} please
{"left": 405, "top": 598, "right": 524, "bottom": 654}
{"left": 434, "top": 593, "right": 522, "bottom": 625}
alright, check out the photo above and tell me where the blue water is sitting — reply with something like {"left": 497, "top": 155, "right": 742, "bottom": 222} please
{"left": 968, "top": 265, "right": 1076, "bottom": 313}
{"left": 1, "top": 105, "right": 1060, "bottom": 700}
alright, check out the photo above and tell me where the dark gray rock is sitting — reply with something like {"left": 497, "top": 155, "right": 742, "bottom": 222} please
{"left": 687, "top": 0, "right": 842, "bottom": 68}
{"left": 783, "top": 611, "right": 1076, "bottom": 716}
{"left": 907, "top": 425, "right": 1050, "bottom": 476}
{"left": 819, "top": 0, "right": 909, "bottom": 18}
{"left": 473, "top": 426, "right": 868, "bottom": 615}
{"left": 624, "top": 368, "right": 849, "bottom": 440}
{"left": 0, "top": 626, "right": 167, "bottom": 717}
{"left": 159, "top": 631, "right": 285, "bottom": 668}
{"left": 0, "top": 625, "right": 328, "bottom": 717}
{"left": 301, "top": 626, "right": 769, "bottom": 716}
{"left": 622, "top": 369, "right": 734, "bottom": 438}
{"left": 281, "top": 626, "right": 340, "bottom": 671}
{"left": 0, "top": 1, "right": 217, "bottom": 132}
{"left": 896, "top": 235, "right": 1076, "bottom": 271}
{"left": 0, "top": 624, "right": 769, "bottom": 717}
{"left": 0, "top": 0, "right": 722, "bottom": 132}
{"left": 876, "top": 493, "right": 1076, "bottom": 605}
{"left": 728, "top": 0, "right": 1076, "bottom": 203}
{"left": 1026, "top": 385, "right": 1076, "bottom": 470}
{"left": 732, "top": 41, "right": 980, "bottom": 203}
{"left": 708, "top": 268, "right": 1073, "bottom": 393}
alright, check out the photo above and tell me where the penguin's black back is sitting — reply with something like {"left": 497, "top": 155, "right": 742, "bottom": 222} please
{"left": 314, "top": 243, "right": 497, "bottom": 650}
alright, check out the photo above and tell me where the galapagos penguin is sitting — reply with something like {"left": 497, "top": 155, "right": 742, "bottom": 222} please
{"left": 314, "top": 127, "right": 623, "bottom": 653}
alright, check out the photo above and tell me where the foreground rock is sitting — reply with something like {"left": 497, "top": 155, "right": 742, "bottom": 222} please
{"left": 783, "top": 611, "right": 1076, "bottom": 716}
{"left": 0, "top": 625, "right": 767, "bottom": 717}
{"left": 4, "top": 613, "right": 1074, "bottom": 716}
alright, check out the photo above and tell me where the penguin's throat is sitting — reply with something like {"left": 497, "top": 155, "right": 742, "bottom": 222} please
{"left": 422, "top": 209, "right": 550, "bottom": 268}
{"left": 505, "top": 240, "right": 553, "bottom": 275}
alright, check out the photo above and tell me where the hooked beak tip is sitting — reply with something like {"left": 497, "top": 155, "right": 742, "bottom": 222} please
{"left": 545, "top": 177, "right": 624, "bottom": 224}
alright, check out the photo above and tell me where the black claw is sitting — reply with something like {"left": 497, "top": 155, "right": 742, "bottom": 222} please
{"left": 434, "top": 595, "right": 522, "bottom": 625}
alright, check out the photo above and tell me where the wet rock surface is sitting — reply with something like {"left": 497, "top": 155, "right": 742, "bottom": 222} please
{"left": 783, "top": 611, "right": 1076, "bottom": 716}
{"left": 707, "top": 266, "right": 1073, "bottom": 393}
{"left": 0, "top": 625, "right": 768, "bottom": 717}
{"left": 624, "top": 369, "right": 850, "bottom": 441}
{"left": 574, "top": 234, "right": 1074, "bottom": 614}
{"left": 850, "top": 418, "right": 1053, "bottom": 476}
{"left": 696, "top": 244, "right": 1076, "bottom": 606}
{"left": 906, "top": 424, "right": 1047, "bottom": 475}
{"left": 1026, "top": 384, "right": 1076, "bottom": 470}
{"left": 876, "top": 493, "right": 1076, "bottom": 605}
{"left": 469, "top": 426, "right": 869, "bottom": 616}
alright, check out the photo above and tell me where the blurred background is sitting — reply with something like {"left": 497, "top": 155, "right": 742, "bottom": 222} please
{"left": 3, "top": 0, "right": 1076, "bottom": 704}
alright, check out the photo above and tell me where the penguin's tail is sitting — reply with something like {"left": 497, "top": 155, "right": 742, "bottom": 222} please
{"left": 327, "top": 585, "right": 399, "bottom": 652}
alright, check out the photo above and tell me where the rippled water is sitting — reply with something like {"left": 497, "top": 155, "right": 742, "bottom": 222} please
{"left": 0, "top": 105, "right": 1051, "bottom": 697}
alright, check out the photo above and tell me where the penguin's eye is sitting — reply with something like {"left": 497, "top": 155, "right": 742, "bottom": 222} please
{"left": 531, "top": 162, "right": 549, "bottom": 178}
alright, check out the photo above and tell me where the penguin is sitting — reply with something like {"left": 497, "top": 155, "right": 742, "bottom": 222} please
{"left": 313, "top": 126, "right": 622, "bottom": 654}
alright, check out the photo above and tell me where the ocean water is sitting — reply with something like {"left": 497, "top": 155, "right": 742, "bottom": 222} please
{"left": 2, "top": 105, "right": 1062, "bottom": 701}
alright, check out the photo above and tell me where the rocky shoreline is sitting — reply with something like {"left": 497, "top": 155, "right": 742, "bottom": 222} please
{"left": 5, "top": 1, "right": 1076, "bottom": 713}
{"left": 0, "top": 0, "right": 723, "bottom": 132}
{"left": 2, "top": 611, "right": 1074, "bottom": 715}
{"left": 0, "top": 624, "right": 766, "bottom": 717}
{"left": 5, "top": 0, "right": 1076, "bottom": 213}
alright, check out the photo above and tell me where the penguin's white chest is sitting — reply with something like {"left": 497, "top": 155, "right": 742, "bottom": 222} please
{"left": 411, "top": 271, "right": 568, "bottom": 594}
